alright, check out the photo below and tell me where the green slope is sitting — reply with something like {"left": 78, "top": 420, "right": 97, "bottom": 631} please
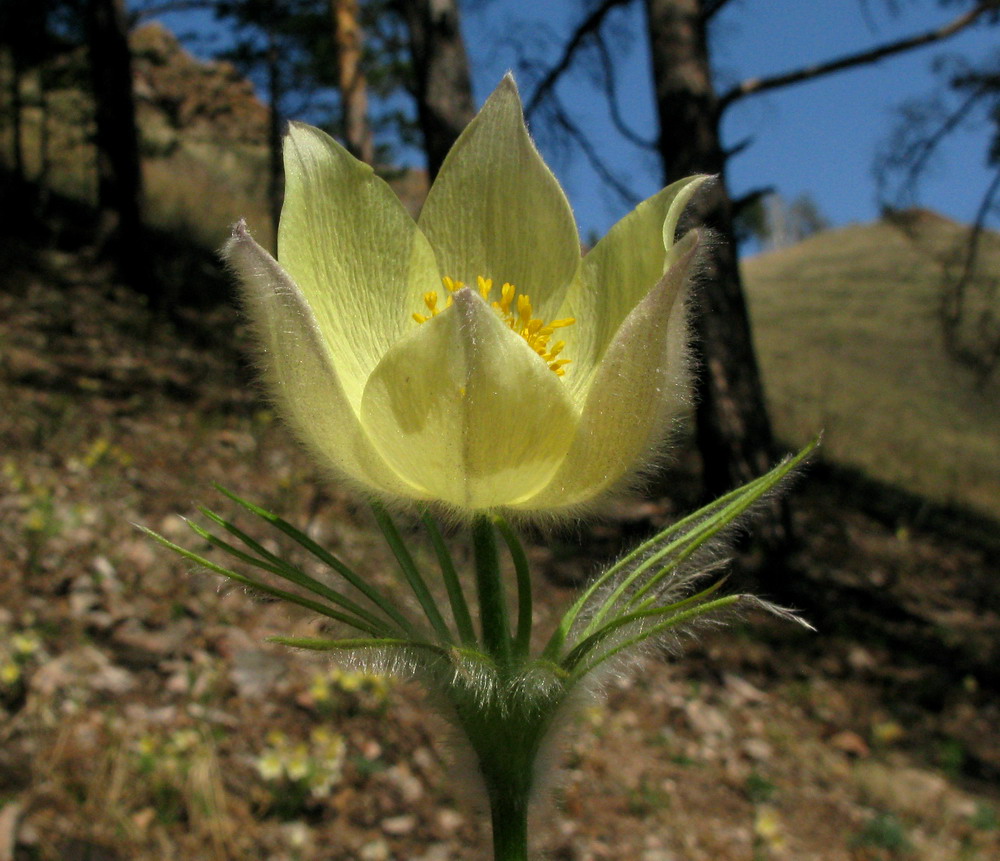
{"left": 743, "top": 210, "right": 1000, "bottom": 519}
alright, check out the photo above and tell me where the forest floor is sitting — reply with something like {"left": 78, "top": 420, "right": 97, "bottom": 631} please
{"left": 1, "top": 230, "right": 999, "bottom": 861}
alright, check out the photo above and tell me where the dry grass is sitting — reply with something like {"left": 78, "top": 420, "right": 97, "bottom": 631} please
{"left": 743, "top": 212, "right": 1000, "bottom": 519}
{"left": 143, "top": 140, "right": 273, "bottom": 251}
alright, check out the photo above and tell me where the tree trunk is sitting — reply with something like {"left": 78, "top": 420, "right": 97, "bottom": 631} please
{"left": 85, "top": 0, "right": 149, "bottom": 297}
{"left": 396, "top": 0, "right": 475, "bottom": 179}
{"left": 332, "top": 0, "right": 375, "bottom": 164}
{"left": 8, "top": 49, "right": 25, "bottom": 185}
{"left": 643, "top": 0, "right": 778, "bottom": 497}
{"left": 38, "top": 72, "right": 51, "bottom": 210}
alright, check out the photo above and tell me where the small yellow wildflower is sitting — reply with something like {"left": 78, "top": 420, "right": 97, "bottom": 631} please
{"left": 0, "top": 662, "right": 20, "bottom": 685}
{"left": 12, "top": 632, "right": 40, "bottom": 656}
{"left": 256, "top": 750, "right": 285, "bottom": 782}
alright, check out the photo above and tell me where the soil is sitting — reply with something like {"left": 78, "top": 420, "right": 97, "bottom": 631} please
{"left": 1, "top": 231, "right": 998, "bottom": 861}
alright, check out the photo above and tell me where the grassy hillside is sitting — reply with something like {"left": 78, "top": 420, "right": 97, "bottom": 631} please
{"left": 743, "top": 211, "right": 1000, "bottom": 519}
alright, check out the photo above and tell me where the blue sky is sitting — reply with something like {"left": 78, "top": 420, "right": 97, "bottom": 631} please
{"left": 147, "top": 0, "right": 996, "bottom": 242}
{"left": 462, "top": 0, "right": 996, "bottom": 240}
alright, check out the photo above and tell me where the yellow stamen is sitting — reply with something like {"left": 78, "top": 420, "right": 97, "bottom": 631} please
{"left": 517, "top": 294, "right": 532, "bottom": 326}
{"left": 496, "top": 282, "right": 516, "bottom": 315}
{"left": 413, "top": 276, "right": 576, "bottom": 376}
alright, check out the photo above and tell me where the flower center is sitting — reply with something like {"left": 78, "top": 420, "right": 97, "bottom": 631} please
{"left": 412, "top": 276, "right": 575, "bottom": 376}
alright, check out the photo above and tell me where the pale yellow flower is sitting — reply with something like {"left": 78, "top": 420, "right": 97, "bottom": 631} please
{"left": 255, "top": 750, "right": 285, "bottom": 782}
{"left": 224, "top": 75, "right": 705, "bottom": 517}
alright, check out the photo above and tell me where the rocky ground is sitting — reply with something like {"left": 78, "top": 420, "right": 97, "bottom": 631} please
{"left": 1, "top": 238, "right": 999, "bottom": 860}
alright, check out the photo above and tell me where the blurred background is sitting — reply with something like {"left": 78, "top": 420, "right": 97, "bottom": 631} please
{"left": 1, "top": 1, "right": 998, "bottom": 859}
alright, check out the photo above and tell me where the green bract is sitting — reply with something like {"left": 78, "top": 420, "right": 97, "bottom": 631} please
{"left": 224, "top": 75, "right": 707, "bottom": 516}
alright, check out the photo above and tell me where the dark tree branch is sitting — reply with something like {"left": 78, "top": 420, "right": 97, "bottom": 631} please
{"left": 941, "top": 165, "right": 1000, "bottom": 383}
{"left": 133, "top": 0, "right": 220, "bottom": 24}
{"left": 701, "top": 0, "right": 738, "bottom": 23}
{"left": 876, "top": 82, "right": 988, "bottom": 211}
{"left": 901, "top": 86, "right": 986, "bottom": 196}
{"left": 524, "top": 0, "right": 635, "bottom": 118}
{"left": 724, "top": 134, "right": 754, "bottom": 160}
{"left": 731, "top": 185, "right": 773, "bottom": 219}
{"left": 593, "top": 31, "right": 658, "bottom": 149}
{"left": 547, "top": 93, "right": 641, "bottom": 206}
{"left": 718, "top": 1, "right": 999, "bottom": 112}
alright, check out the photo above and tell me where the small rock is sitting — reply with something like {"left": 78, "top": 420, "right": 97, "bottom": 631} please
{"left": 157, "top": 514, "right": 191, "bottom": 541}
{"left": 280, "top": 821, "right": 311, "bottom": 849}
{"left": 69, "top": 577, "right": 100, "bottom": 618}
{"left": 131, "top": 808, "right": 155, "bottom": 832}
{"left": 683, "top": 701, "right": 731, "bottom": 739}
{"left": 616, "top": 708, "right": 639, "bottom": 728}
{"left": 186, "top": 703, "right": 239, "bottom": 726}
{"left": 386, "top": 764, "right": 423, "bottom": 802}
{"left": 854, "top": 762, "right": 956, "bottom": 819}
{"left": 30, "top": 647, "right": 135, "bottom": 699}
{"left": 230, "top": 648, "right": 287, "bottom": 699}
{"left": 413, "top": 844, "right": 451, "bottom": 861}
{"left": 0, "top": 800, "right": 23, "bottom": 861}
{"left": 120, "top": 539, "right": 157, "bottom": 573}
{"left": 111, "top": 618, "right": 191, "bottom": 665}
{"left": 847, "top": 646, "right": 878, "bottom": 673}
{"left": 211, "top": 626, "right": 257, "bottom": 658}
{"left": 723, "top": 673, "right": 768, "bottom": 705}
{"left": 437, "top": 809, "right": 463, "bottom": 834}
{"left": 742, "top": 738, "right": 774, "bottom": 762}
{"left": 359, "top": 838, "right": 391, "bottom": 861}
{"left": 829, "top": 730, "right": 870, "bottom": 758}
{"left": 91, "top": 555, "right": 117, "bottom": 582}
{"left": 381, "top": 814, "right": 416, "bottom": 836}
{"left": 215, "top": 429, "right": 256, "bottom": 452}
{"left": 412, "top": 746, "right": 435, "bottom": 771}
{"left": 123, "top": 703, "right": 177, "bottom": 725}
{"left": 360, "top": 739, "right": 383, "bottom": 760}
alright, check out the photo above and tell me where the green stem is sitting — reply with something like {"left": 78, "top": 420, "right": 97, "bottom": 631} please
{"left": 495, "top": 516, "right": 532, "bottom": 661}
{"left": 370, "top": 500, "right": 454, "bottom": 644}
{"left": 471, "top": 515, "right": 511, "bottom": 667}
{"left": 421, "top": 510, "right": 477, "bottom": 646}
{"left": 450, "top": 688, "right": 545, "bottom": 861}
{"left": 488, "top": 787, "right": 530, "bottom": 861}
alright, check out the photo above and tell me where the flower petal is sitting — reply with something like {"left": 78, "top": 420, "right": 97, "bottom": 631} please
{"left": 223, "top": 222, "right": 420, "bottom": 498}
{"left": 560, "top": 175, "right": 709, "bottom": 398}
{"left": 279, "top": 123, "right": 440, "bottom": 410}
{"left": 417, "top": 75, "right": 580, "bottom": 319}
{"left": 517, "top": 232, "right": 701, "bottom": 511}
{"left": 359, "top": 288, "right": 578, "bottom": 510}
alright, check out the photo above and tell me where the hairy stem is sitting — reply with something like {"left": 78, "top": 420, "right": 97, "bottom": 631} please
{"left": 472, "top": 515, "right": 512, "bottom": 666}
